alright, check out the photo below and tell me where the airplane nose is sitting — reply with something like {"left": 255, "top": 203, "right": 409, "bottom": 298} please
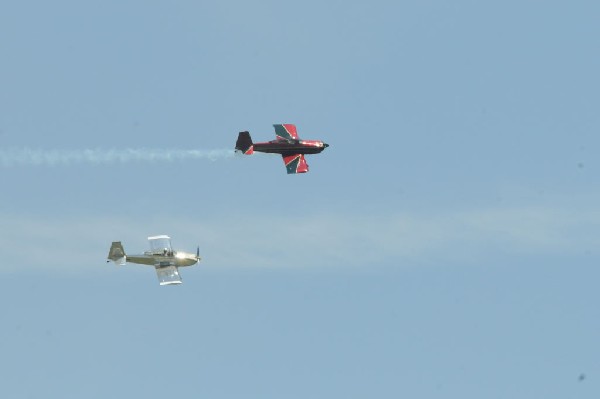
{"left": 323, "top": 143, "right": 329, "bottom": 148}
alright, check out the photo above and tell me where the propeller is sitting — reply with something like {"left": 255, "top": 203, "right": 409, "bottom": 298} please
{"left": 196, "top": 246, "right": 201, "bottom": 262}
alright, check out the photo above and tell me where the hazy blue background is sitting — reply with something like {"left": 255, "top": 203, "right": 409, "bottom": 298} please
{"left": 1, "top": 1, "right": 599, "bottom": 398}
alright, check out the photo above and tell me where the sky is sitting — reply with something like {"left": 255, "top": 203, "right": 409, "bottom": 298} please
{"left": 0, "top": 0, "right": 599, "bottom": 398}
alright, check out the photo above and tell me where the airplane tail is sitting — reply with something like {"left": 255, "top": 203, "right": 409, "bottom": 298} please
{"left": 107, "top": 241, "right": 126, "bottom": 266}
{"left": 235, "top": 131, "right": 254, "bottom": 155}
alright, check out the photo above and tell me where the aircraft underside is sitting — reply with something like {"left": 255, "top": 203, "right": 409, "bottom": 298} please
{"left": 126, "top": 255, "right": 197, "bottom": 268}
{"left": 252, "top": 142, "right": 326, "bottom": 156}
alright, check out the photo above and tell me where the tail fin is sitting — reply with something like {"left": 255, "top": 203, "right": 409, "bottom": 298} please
{"left": 235, "top": 131, "right": 254, "bottom": 155}
{"left": 107, "top": 241, "right": 126, "bottom": 266}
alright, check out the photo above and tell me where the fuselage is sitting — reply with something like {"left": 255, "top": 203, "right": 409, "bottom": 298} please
{"left": 252, "top": 139, "right": 328, "bottom": 156}
{"left": 126, "top": 251, "right": 200, "bottom": 267}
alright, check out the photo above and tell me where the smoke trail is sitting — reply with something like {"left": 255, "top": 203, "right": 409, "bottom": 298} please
{"left": 0, "top": 148, "right": 235, "bottom": 167}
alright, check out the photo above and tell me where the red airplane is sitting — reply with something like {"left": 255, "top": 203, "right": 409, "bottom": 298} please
{"left": 235, "top": 124, "right": 329, "bottom": 174}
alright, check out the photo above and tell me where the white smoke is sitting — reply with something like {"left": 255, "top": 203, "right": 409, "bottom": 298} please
{"left": 0, "top": 148, "right": 235, "bottom": 167}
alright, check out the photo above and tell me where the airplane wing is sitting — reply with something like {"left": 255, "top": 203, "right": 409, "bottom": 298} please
{"left": 274, "top": 124, "right": 299, "bottom": 141}
{"left": 155, "top": 265, "right": 182, "bottom": 285}
{"left": 283, "top": 154, "right": 309, "bottom": 174}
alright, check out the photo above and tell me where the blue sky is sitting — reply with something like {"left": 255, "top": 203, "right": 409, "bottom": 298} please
{"left": 1, "top": 1, "right": 599, "bottom": 398}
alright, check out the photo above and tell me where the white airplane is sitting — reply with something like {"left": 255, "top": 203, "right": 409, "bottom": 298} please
{"left": 107, "top": 235, "right": 201, "bottom": 285}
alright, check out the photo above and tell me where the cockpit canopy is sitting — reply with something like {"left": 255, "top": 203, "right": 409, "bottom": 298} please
{"left": 147, "top": 235, "right": 173, "bottom": 256}
{"left": 271, "top": 138, "right": 299, "bottom": 145}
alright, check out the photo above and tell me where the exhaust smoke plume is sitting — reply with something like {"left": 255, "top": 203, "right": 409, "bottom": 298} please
{"left": 0, "top": 148, "right": 235, "bottom": 167}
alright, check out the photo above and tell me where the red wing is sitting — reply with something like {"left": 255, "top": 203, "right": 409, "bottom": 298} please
{"left": 282, "top": 154, "right": 309, "bottom": 174}
{"left": 273, "top": 124, "right": 299, "bottom": 141}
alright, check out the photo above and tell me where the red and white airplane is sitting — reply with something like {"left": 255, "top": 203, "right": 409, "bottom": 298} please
{"left": 235, "top": 124, "right": 328, "bottom": 174}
